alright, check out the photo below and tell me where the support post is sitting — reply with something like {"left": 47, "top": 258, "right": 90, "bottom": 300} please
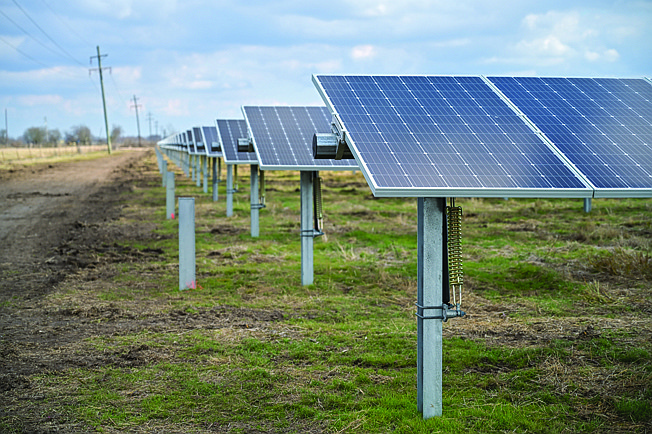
{"left": 155, "top": 147, "right": 163, "bottom": 173}
{"left": 196, "top": 156, "right": 201, "bottom": 187}
{"left": 584, "top": 198, "right": 592, "bottom": 213}
{"left": 226, "top": 164, "right": 234, "bottom": 217}
{"left": 161, "top": 160, "right": 167, "bottom": 187}
{"left": 212, "top": 158, "right": 218, "bottom": 202}
{"left": 250, "top": 164, "right": 259, "bottom": 237}
{"left": 203, "top": 156, "right": 208, "bottom": 193}
{"left": 300, "top": 171, "right": 314, "bottom": 286}
{"left": 166, "top": 172, "right": 175, "bottom": 219}
{"left": 178, "top": 197, "right": 196, "bottom": 290}
{"left": 417, "top": 197, "right": 445, "bottom": 419}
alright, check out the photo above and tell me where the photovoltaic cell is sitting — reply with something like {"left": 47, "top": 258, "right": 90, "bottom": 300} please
{"left": 216, "top": 119, "right": 257, "bottom": 164}
{"left": 186, "top": 130, "right": 197, "bottom": 154}
{"left": 242, "top": 106, "right": 358, "bottom": 171}
{"left": 488, "top": 76, "right": 652, "bottom": 197}
{"left": 192, "top": 127, "right": 205, "bottom": 152}
{"left": 313, "top": 75, "right": 591, "bottom": 198}
{"left": 201, "top": 126, "right": 221, "bottom": 156}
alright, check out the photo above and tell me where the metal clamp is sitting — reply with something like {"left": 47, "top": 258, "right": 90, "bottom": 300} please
{"left": 251, "top": 203, "right": 266, "bottom": 210}
{"left": 415, "top": 303, "right": 466, "bottom": 322}
{"left": 415, "top": 303, "right": 444, "bottom": 320}
{"left": 301, "top": 229, "right": 324, "bottom": 238}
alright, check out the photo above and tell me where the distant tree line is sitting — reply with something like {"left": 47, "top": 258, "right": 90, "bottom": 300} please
{"left": 1, "top": 122, "right": 171, "bottom": 148}
{"left": 3, "top": 124, "right": 125, "bottom": 147}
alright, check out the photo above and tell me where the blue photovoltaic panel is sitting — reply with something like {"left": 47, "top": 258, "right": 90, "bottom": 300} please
{"left": 192, "top": 127, "right": 205, "bottom": 151}
{"left": 216, "top": 119, "right": 257, "bottom": 164}
{"left": 242, "top": 106, "right": 359, "bottom": 171}
{"left": 313, "top": 75, "right": 591, "bottom": 198}
{"left": 201, "top": 126, "right": 221, "bottom": 156}
{"left": 488, "top": 76, "right": 652, "bottom": 197}
{"left": 186, "top": 130, "right": 198, "bottom": 154}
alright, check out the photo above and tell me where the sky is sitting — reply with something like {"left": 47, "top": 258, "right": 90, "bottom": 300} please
{"left": 0, "top": 0, "right": 651, "bottom": 141}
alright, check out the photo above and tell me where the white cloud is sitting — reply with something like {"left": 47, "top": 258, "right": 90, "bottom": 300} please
{"left": 17, "top": 94, "right": 63, "bottom": 106}
{"left": 585, "top": 48, "right": 620, "bottom": 63}
{"left": 505, "top": 9, "right": 633, "bottom": 71}
{"left": 351, "top": 45, "right": 376, "bottom": 60}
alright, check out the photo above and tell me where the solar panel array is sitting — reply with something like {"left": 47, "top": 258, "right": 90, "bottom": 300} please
{"left": 201, "top": 126, "right": 221, "bottom": 156}
{"left": 216, "top": 119, "right": 257, "bottom": 164}
{"left": 488, "top": 76, "right": 652, "bottom": 197}
{"left": 314, "top": 75, "right": 591, "bottom": 197}
{"left": 242, "top": 106, "right": 358, "bottom": 171}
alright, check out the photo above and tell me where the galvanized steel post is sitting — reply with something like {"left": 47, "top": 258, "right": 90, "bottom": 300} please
{"left": 226, "top": 165, "right": 234, "bottom": 217}
{"left": 203, "top": 157, "right": 208, "bottom": 193}
{"left": 417, "top": 197, "right": 445, "bottom": 419}
{"left": 250, "top": 164, "right": 259, "bottom": 237}
{"left": 196, "top": 156, "right": 201, "bottom": 187}
{"left": 300, "top": 171, "right": 314, "bottom": 286}
{"left": 161, "top": 160, "right": 167, "bottom": 187}
{"left": 166, "top": 172, "right": 175, "bottom": 219}
{"left": 584, "top": 198, "right": 592, "bottom": 213}
{"left": 212, "top": 158, "right": 218, "bottom": 202}
{"left": 178, "top": 197, "right": 196, "bottom": 290}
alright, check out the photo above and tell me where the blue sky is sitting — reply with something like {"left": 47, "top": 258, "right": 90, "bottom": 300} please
{"left": 1, "top": 0, "right": 650, "bottom": 140}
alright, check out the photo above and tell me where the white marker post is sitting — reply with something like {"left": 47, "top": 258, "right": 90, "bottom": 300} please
{"left": 166, "top": 172, "right": 175, "bottom": 219}
{"left": 178, "top": 197, "right": 196, "bottom": 290}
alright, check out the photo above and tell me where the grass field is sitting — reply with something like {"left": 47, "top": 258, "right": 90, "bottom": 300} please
{"left": 0, "top": 145, "right": 109, "bottom": 166}
{"left": 4, "top": 151, "right": 651, "bottom": 433}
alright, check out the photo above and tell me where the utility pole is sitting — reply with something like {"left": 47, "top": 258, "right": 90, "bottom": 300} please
{"left": 4, "top": 108, "right": 7, "bottom": 146}
{"left": 90, "top": 46, "right": 112, "bottom": 154}
{"left": 146, "top": 112, "right": 153, "bottom": 139}
{"left": 131, "top": 95, "right": 142, "bottom": 146}
{"left": 155, "top": 120, "right": 159, "bottom": 138}
{"left": 44, "top": 117, "right": 49, "bottom": 145}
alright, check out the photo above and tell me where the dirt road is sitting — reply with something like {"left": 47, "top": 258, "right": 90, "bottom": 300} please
{"left": 0, "top": 151, "right": 148, "bottom": 301}
{"left": 1, "top": 151, "right": 150, "bottom": 390}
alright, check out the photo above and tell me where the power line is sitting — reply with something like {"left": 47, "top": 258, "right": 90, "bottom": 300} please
{"left": 108, "top": 71, "right": 129, "bottom": 107}
{"left": 0, "top": 34, "right": 50, "bottom": 68}
{"left": 0, "top": 10, "right": 70, "bottom": 61}
{"left": 40, "top": 0, "right": 93, "bottom": 47}
{"left": 10, "top": 0, "right": 85, "bottom": 67}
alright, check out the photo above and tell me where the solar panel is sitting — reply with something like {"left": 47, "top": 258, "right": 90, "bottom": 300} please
{"left": 187, "top": 129, "right": 198, "bottom": 154}
{"left": 488, "top": 76, "right": 652, "bottom": 197}
{"left": 242, "top": 106, "right": 358, "bottom": 171}
{"left": 313, "top": 75, "right": 592, "bottom": 198}
{"left": 201, "top": 126, "right": 221, "bottom": 156}
{"left": 192, "top": 127, "right": 205, "bottom": 152}
{"left": 216, "top": 119, "right": 257, "bottom": 164}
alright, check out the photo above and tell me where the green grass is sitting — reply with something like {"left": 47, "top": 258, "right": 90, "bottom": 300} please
{"left": 3, "top": 152, "right": 650, "bottom": 433}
